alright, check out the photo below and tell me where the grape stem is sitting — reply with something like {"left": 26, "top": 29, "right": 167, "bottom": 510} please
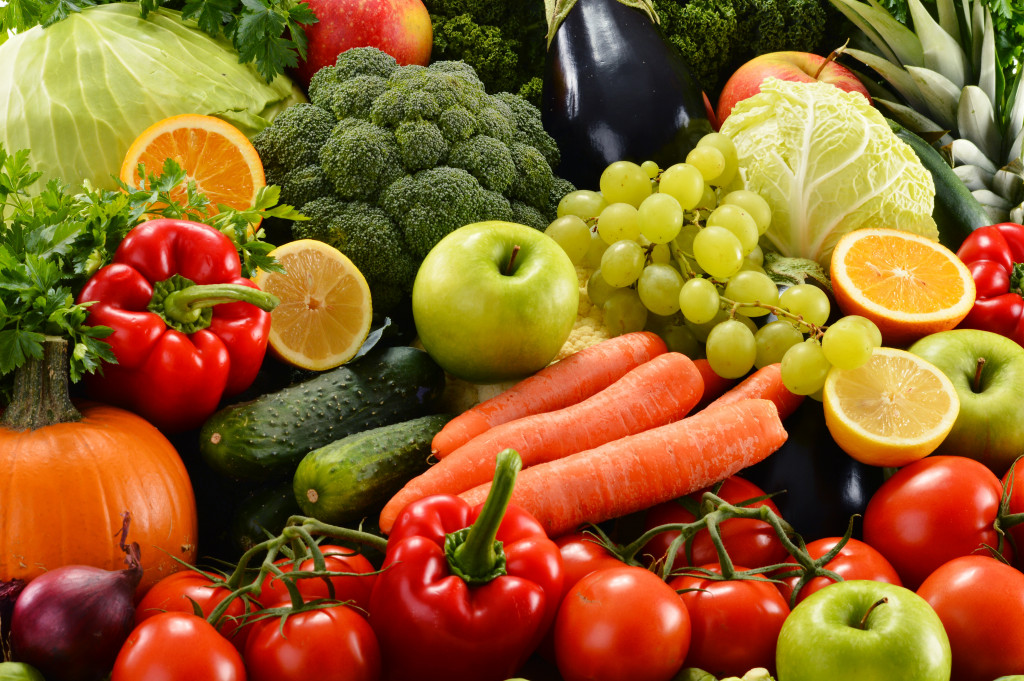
{"left": 719, "top": 294, "right": 827, "bottom": 338}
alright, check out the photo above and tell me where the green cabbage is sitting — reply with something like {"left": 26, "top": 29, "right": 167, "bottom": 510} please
{"left": 719, "top": 78, "right": 938, "bottom": 268}
{"left": 0, "top": 3, "right": 305, "bottom": 191}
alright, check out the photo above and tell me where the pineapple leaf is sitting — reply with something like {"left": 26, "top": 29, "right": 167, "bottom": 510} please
{"left": 908, "top": 0, "right": 970, "bottom": 87}
{"left": 875, "top": 97, "right": 953, "bottom": 143}
{"left": 958, "top": 84, "right": 1003, "bottom": 159}
{"left": 905, "top": 65, "right": 963, "bottom": 130}
{"left": 978, "top": 10, "right": 998, "bottom": 108}
{"left": 847, "top": 47, "right": 934, "bottom": 113}
{"left": 828, "top": 0, "right": 924, "bottom": 67}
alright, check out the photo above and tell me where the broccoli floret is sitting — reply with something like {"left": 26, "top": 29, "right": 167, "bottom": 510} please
{"left": 319, "top": 119, "right": 403, "bottom": 200}
{"left": 251, "top": 103, "right": 335, "bottom": 170}
{"left": 548, "top": 176, "right": 577, "bottom": 217}
{"left": 254, "top": 47, "right": 573, "bottom": 312}
{"left": 293, "top": 197, "right": 419, "bottom": 311}
{"left": 448, "top": 135, "right": 515, "bottom": 193}
{"left": 381, "top": 167, "right": 513, "bottom": 258}
{"left": 430, "top": 14, "right": 522, "bottom": 96}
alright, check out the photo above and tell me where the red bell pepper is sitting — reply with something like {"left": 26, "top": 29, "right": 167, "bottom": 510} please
{"left": 956, "top": 222, "right": 1024, "bottom": 347}
{"left": 77, "top": 219, "right": 278, "bottom": 433}
{"left": 368, "top": 449, "right": 564, "bottom": 681}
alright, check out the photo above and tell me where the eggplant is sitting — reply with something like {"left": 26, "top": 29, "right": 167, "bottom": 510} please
{"left": 542, "top": 0, "right": 713, "bottom": 190}
{"left": 742, "top": 399, "right": 887, "bottom": 542}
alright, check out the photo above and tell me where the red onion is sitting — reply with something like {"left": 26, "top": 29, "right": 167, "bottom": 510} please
{"left": 10, "top": 512, "right": 143, "bottom": 681}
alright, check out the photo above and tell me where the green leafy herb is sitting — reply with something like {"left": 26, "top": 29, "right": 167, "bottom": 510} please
{"left": 0, "top": 0, "right": 317, "bottom": 81}
{"left": 0, "top": 143, "right": 300, "bottom": 404}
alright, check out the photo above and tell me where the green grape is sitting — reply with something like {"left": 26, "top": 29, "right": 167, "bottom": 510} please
{"left": 692, "top": 225, "right": 744, "bottom": 279}
{"left": 678, "top": 277, "right": 721, "bottom": 324}
{"left": 638, "top": 193, "right": 684, "bottom": 244}
{"left": 706, "top": 204, "right": 759, "bottom": 253}
{"left": 581, "top": 229, "right": 609, "bottom": 270}
{"left": 745, "top": 244, "right": 764, "bottom": 268}
{"left": 695, "top": 132, "right": 739, "bottom": 187}
{"left": 641, "top": 160, "right": 661, "bottom": 178}
{"left": 781, "top": 338, "right": 832, "bottom": 396}
{"left": 660, "top": 323, "right": 702, "bottom": 357}
{"left": 637, "top": 263, "right": 684, "bottom": 316}
{"left": 544, "top": 215, "right": 591, "bottom": 264}
{"left": 822, "top": 316, "right": 876, "bottom": 370}
{"left": 658, "top": 163, "right": 705, "bottom": 210}
{"left": 722, "top": 189, "right": 772, "bottom": 235}
{"left": 705, "top": 318, "right": 757, "bottom": 379}
{"left": 587, "top": 269, "right": 617, "bottom": 307}
{"left": 600, "top": 160, "right": 652, "bottom": 207}
{"left": 754, "top": 320, "right": 804, "bottom": 368}
{"left": 649, "top": 242, "right": 672, "bottom": 265}
{"left": 557, "top": 189, "right": 608, "bottom": 221}
{"left": 685, "top": 145, "right": 727, "bottom": 185}
{"left": 597, "top": 202, "right": 642, "bottom": 245}
{"left": 844, "top": 315, "right": 883, "bottom": 348}
{"left": 779, "top": 284, "right": 831, "bottom": 332}
{"left": 600, "top": 240, "right": 646, "bottom": 288}
{"left": 604, "top": 288, "right": 648, "bottom": 336}
{"left": 696, "top": 185, "right": 718, "bottom": 213}
{"left": 723, "top": 270, "right": 779, "bottom": 317}
{"left": 685, "top": 308, "right": 728, "bottom": 343}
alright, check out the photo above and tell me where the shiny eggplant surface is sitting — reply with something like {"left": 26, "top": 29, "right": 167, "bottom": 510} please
{"left": 542, "top": 0, "right": 713, "bottom": 189}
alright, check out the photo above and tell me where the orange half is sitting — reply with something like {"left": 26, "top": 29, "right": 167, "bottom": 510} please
{"left": 120, "top": 114, "right": 265, "bottom": 216}
{"left": 829, "top": 228, "right": 976, "bottom": 347}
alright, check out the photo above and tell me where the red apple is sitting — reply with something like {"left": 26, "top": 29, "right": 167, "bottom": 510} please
{"left": 716, "top": 51, "right": 871, "bottom": 124}
{"left": 292, "top": 0, "right": 433, "bottom": 90}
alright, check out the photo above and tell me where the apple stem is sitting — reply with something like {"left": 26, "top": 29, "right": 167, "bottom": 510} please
{"left": 814, "top": 38, "right": 851, "bottom": 80}
{"left": 974, "top": 356, "right": 986, "bottom": 393}
{"left": 858, "top": 597, "right": 888, "bottom": 629}
{"left": 504, "top": 245, "right": 521, "bottom": 276}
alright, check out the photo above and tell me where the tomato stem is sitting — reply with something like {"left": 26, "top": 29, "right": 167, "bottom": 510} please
{"left": 858, "top": 597, "right": 888, "bottom": 629}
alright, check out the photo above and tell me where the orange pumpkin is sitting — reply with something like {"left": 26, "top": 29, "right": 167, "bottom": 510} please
{"left": 0, "top": 341, "right": 198, "bottom": 594}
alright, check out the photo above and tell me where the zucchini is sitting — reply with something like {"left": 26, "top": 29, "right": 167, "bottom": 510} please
{"left": 200, "top": 346, "right": 446, "bottom": 481}
{"left": 293, "top": 413, "right": 453, "bottom": 524}
{"left": 542, "top": 0, "right": 713, "bottom": 190}
{"left": 887, "top": 118, "right": 992, "bottom": 251}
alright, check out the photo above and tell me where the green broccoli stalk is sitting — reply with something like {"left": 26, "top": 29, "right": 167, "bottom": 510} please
{"left": 252, "top": 47, "right": 575, "bottom": 313}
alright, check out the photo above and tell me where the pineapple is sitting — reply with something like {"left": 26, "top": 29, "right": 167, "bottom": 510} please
{"left": 828, "top": 0, "right": 1023, "bottom": 223}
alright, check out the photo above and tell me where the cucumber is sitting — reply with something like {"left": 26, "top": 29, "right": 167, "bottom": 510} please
{"left": 227, "top": 481, "right": 303, "bottom": 555}
{"left": 887, "top": 118, "right": 991, "bottom": 251}
{"left": 200, "top": 346, "right": 446, "bottom": 481}
{"left": 293, "top": 413, "right": 453, "bottom": 524}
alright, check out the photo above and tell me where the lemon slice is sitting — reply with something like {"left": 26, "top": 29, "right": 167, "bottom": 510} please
{"left": 822, "top": 347, "right": 960, "bottom": 467}
{"left": 254, "top": 239, "right": 373, "bottom": 371}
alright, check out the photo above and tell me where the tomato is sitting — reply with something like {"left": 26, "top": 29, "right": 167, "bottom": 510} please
{"left": 775, "top": 537, "right": 902, "bottom": 605}
{"left": 641, "top": 476, "right": 787, "bottom": 570}
{"left": 257, "top": 545, "right": 376, "bottom": 611}
{"left": 243, "top": 605, "right": 381, "bottom": 681}
{"left": 917, "top": 555, "right": 1024, "bottom": 681}
{"left": 863, "top": 455, "right": 1011, "bottom": 590}
{"left": 1002, "top": 460, "right": 1024, "bottom": 568}
{"left": 554, "top": 566, "right": 690, "bottom": 681}
{"left": 669, "top": 565, "right": 790, "bottom": 678}
{"left": 111, "top": 612, "right": 246, "bottom": 681}
{"left": 135, "top": 570, "right": 250, "bottom": 650}
{"left": 553, "top": 532, "right": 626, "bottom": 601}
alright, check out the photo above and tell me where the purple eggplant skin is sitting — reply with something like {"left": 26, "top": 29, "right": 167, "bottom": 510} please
{"left": 10, "top": 563, "right": 141, "bottom": 681}
{"left": 541, "top": 0, "right": 714, "bottom": 190}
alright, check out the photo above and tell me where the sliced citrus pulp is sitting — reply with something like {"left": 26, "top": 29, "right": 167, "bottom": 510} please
{"left": 253, "top": 239, "right": 373, "bottom": 371}
{"left": 823, "top": 347, "right": 960, "bottom": 468}
{"left": 829, "top": 228, "right": 975, "bottom": 347}
{"left": 120, "top": 113, "right": 265, "bottom": 216}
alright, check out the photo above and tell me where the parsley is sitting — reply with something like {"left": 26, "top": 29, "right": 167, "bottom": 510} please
{"left": 0, "top": 0, "right": 317, "bottom": 82}
{"left": 0, "top": 144, "right": 302, "bottom": 404}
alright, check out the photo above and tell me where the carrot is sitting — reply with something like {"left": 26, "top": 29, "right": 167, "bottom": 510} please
{"left": 379, "top": 351, "right": 703, "bottom": 534}
{"left": 692, "top": 358, "right": 739, "bottom": 411}
{"left": 705, "top": 362, "right": 804, "bottom": 421}
{"left": 458, "top": 398, "right": 788, "bottom": 538}
{"left": 431, "top": 331, "right": 667, "bottom": 458}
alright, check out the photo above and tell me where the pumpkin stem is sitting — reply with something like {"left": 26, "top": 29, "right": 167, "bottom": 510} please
{"left": 1, "top": 337, "right": 81, "bottom": 430}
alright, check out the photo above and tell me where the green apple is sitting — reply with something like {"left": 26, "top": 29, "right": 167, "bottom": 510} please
{"left": 776, "top": 580, "right": 951, "bottom": 681}
{"left": 412, "top": 221, "right": 579, "bottom": 383}
{"left": 909, "top": 328, "right": 1024, "bottom": 475}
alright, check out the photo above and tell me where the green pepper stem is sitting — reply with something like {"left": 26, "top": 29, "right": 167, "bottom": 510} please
{"left": 150, "top": 274, "right": 279, "bottom": 334}
{"left": 447, "top": 449, "right": 522, "bottom": 584}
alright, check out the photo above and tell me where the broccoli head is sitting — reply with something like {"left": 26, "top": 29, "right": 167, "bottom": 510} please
{"left": 257, "top": 47, "right": 574, "bottom": 311}
{"left": 653, "top": 0, "right": 738, "bottom": 95}
{"left": 381, "top": 167, "right": 514, "bottom": 258}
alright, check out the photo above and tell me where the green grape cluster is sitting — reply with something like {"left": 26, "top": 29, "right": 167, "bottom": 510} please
{"left": 542, "top": 133, "right": 884, "bottom": 396}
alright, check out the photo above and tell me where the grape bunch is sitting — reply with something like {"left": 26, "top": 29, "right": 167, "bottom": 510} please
{"left": 544, "top": 133, "right": 883, "bottom": 397}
